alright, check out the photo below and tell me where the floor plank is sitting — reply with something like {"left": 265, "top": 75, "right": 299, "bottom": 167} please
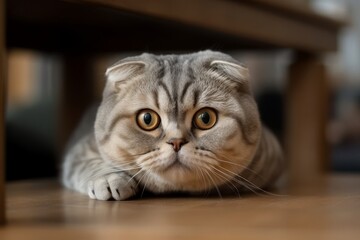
{"left": 0, "top": 174, "right": 360, "bottom": 239}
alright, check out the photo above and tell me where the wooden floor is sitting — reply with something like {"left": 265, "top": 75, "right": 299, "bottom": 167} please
{"left": 0, "top": 174, "right": 359, "bottom": 240}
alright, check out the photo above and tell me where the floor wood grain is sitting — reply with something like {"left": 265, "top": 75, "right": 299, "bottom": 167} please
{"left": 0, "top": 174, "right": 359, "bottom": 239}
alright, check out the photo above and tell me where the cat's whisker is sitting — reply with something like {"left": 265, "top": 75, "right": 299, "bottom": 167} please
{"left": 202, "top": 168, "right": 223, "bottom": 199}
{"left": 198, "top": 153, "right": 265, "bottom": 187}
{"left": 198, "top": 167, "right": 211, "bottom": 196}
{"left": 209, "top": 165, "right": 263, "bottom": 196}
{"left": 127, "top": 168, "right": 145, "bottom": 183}
{"left": 193, "top": 167, "right": 202, "bottom": 191}
{"left": 187, "top": 160, "right": 215, "bottom": 174}
{"left": 217, "top": 158, "right": 256, "bottom": 172}
{"left": 216, "top": 165, "right": 284, "bottom": 197}
{"left": 112, "top": 163, "right": 142, "bottom": 172}
{"left": 112, "top": 162, "right": 140, "bottom": 169}
{"left": 215, "top": 165, "right": 265, "bottom": 195}
{"left": 135, "top": 171, "right": 147, "bottom": 189}
{"left": 140, "top": 167, "right": 153, "bottom": 198}
{"left": 210, "top": 168, "right": 241, "bottom": 197}
{"left": 210, "top": 152, "right": 263, "bottom": 177}
{"left": 129, "top": 149, "right": 160, "bottom": 157}
{"left": 194, "top": 166, "right": 210, "bottom": 197}
{"left": 193, "top": 153, "right": 219, "bottom": 165}
{"left": 78, "top": 161, "right": 139, "bottom": 185}
{"left": 135, "top": 165, "right": 154, "bottom": 193}
{"left": 116, "top": 167, "right": 142, "bottom": 172}
{"left": 137, "top": 158, "right": 157, "bottom": 170}
{"left": 210, "top": 152, "right": 270, "bottom": 184}
{"left": 135, "top": 153, "right": 161, "bottom": 166}
{"left": 200, "top": 167, "right": 211, "bottom": 197}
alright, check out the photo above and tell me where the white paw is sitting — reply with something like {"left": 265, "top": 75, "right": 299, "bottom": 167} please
{"left": 87, "top": 172, "right": 137, "bottom": 201}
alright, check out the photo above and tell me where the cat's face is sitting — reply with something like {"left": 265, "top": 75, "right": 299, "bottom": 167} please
{"left": 94, "top": 51, "right": 260, "bottom": 193}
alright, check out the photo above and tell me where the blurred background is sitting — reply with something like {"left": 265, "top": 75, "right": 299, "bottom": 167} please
{"left": 5, "top": 0, "right": 360, "bottom": 181}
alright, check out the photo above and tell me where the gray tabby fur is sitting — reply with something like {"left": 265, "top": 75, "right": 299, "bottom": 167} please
{"left": 62, "top": 50, "right": 283, "bottom": 200}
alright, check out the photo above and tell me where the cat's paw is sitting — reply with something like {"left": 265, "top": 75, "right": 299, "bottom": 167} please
{"left": 87, "top": 172, "right": 137, "bottom": 201}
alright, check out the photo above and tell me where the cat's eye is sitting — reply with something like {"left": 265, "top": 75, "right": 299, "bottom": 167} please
{"left": 193, "top": 108, "right": 217, "bottom": 130}
{"left": 136, "top": 109, "right": 161, "bottom": 131}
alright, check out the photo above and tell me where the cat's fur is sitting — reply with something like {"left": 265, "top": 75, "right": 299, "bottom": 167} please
{"left": 62, "top": 50, "right": 283, "bottom": 200}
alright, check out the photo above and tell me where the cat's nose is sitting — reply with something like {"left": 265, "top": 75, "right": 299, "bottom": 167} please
{"left": 166, "top": 138, "right": 188, "bottom": 152}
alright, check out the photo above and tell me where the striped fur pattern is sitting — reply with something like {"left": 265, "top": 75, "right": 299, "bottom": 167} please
{"left": 62, "top": 50, "right": 283, "bottom": 200}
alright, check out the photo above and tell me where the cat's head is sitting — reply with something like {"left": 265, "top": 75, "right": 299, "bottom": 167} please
{"left": 94, "top": 50, "right": 261, "bottom": 193}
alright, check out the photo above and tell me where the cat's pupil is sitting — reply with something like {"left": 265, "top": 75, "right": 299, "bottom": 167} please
{"left": 144, "top": 113, "right": 152, "bottom": 125}
{"left": 200, "top": 112, "right": 210, "bottom": 124}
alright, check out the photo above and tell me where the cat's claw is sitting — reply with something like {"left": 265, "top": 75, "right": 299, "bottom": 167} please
{"left": 87, "top": 172, "right": 137, "bottom": 200}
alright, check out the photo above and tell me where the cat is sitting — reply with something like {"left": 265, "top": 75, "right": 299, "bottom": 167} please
{"left": 61, "top": 50, "right": 283, "bottom": 200}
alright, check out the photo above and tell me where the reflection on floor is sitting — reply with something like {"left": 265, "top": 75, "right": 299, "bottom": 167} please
{"left": 0, "top": 174, "right": 360, "bottom": 240}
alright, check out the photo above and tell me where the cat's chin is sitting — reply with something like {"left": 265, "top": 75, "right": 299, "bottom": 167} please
{"left": 161, "top": 160, "right": 189, "bottom": 172}
{"left": 148, "top": 171, "right": 210, "bottom": 192}
{"left": 133, "top": 151, "right": 232, "bottom": 192}
{"left": 150, "top": 164, "right": 212, "bottom": 192}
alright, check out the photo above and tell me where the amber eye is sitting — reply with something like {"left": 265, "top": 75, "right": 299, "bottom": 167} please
{"left": 193, "top": 108, "right": 217, "bottom": 130}
{"left": 136, "top": 109, "right": 161, "bottom": 131}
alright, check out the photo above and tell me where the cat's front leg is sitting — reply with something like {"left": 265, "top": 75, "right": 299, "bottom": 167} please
{"left": 62, "top": 134, "right": 139, "bottom": 201}
{"left": 88, "top": 172, "right": 138, "bottom": 200}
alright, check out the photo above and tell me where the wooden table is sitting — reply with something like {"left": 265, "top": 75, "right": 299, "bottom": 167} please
{"left": 1, "top": 174, "right": 360, "bottom": 239}
{"left": 0, "top": 0, "right": 344, "bottom": 224}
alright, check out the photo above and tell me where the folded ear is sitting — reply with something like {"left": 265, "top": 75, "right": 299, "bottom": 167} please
{"left": 209, "top": 60, "right": 250, "bottom": 93}
{"left": 106, "top": 60, "right": 146, "bottom": 83}
{"left": 210, "top": 59, "right": 259, "bottom": 143}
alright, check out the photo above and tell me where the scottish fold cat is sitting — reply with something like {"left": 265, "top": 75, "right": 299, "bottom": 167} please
{"left": 62, "top": 50, "right": 283, "bottom": 200}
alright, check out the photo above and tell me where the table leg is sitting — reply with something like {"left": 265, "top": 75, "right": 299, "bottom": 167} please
{"left": 0, "top": 0, "right": 5, "bottom": 225}
{"left": 286, "top": 54, "right": 329, "bottom": 187}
